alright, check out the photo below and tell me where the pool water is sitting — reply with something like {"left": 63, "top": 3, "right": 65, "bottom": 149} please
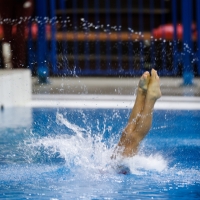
{"left": 0, "top": 107, "right": 200, "bottom": 199}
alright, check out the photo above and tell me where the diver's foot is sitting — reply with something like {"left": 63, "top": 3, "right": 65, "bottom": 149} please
{"left": 147, "top": 69, "right": 162, "bottom": 100}
{"left": 138, "top": 71, "right": 150, "bottom": 94}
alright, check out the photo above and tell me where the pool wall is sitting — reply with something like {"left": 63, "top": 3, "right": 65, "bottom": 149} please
{"left": 0, "top": 69, "right": 31, "bottom": 107}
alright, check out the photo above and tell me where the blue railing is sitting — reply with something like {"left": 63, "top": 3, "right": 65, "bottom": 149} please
{"left": 28, "top": 0, "right": 200, "bottom": 85}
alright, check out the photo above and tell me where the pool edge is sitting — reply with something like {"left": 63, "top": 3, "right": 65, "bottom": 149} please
{"left": 27, "top": 95, "right": 200, "bottom": 110}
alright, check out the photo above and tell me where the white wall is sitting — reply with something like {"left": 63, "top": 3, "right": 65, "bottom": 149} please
{"left": 0, "top": 69, "right": 31, "bottom": 107}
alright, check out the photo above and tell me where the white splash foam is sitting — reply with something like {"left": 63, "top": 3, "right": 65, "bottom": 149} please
{"left": 122, "top": 154, "right": 168, "bottom": 174}
{"left": 26, "top": 112, "right": 168, "bottom": 175}
{"left": 56, "top": 112, "right": 86, "bottom": 135}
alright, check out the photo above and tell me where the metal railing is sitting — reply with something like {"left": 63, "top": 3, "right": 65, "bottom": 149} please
{"left": 28, "top": 0, "right": 200, "bottom": 85}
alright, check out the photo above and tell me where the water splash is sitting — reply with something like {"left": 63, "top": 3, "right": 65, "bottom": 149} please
{"left": 23, "top": 111, "right": 168, "bottom": 175}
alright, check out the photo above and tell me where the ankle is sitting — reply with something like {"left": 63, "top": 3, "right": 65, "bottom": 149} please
{"left": 137, "top": 87, "right": 147, "bottom": 96}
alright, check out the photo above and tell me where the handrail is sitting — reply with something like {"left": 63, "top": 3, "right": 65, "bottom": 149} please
{"left": 27, "top": 0, "right": 199, "bottom": 82}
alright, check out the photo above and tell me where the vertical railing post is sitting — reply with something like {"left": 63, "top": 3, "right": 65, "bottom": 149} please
{"left": 160, "top": 0, "right": 167, "bottom": 75}
{"left": 105, "top": 0, "right": 111, "bottom": 75}
{"left": 117, "top": 0, "right": 122, "bottom": 74}
{"left": 95, "top": 0, "right": 100, "bottom": 74}
{"left": 196, "top": 0, "right": 200, "bottom": 75}
{"left": 84, "top": 0, "right": 90, "bottom": 74}
{"left": 72, "top": 0, "right": 79, "bottom": 75}
{"left": 172, "top": 0, "right": 178, "bottom": 76}
{"left": 50, "top": 0, "right": 57, "bottom": 75}
{"left": 59, "top": 0, "right": 68, "bottom": 74}
{"left": 36, "top": 0, "right": 49, "bottom": 83}
{"left": 127, "top": 0, "right": 133, "bottom": 75}
{"left": 182, "top": 0, "right": 193, "bottom": 85}
{"left": 138, "top": 0, "right": 144, "bottom": 74}
{"left": 150, "top": 0, "right": 155, "bottom": 69}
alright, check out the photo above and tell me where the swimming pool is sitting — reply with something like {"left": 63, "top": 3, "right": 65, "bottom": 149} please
{"left": 0, "top": 98, "right": 200, "bottom": 199}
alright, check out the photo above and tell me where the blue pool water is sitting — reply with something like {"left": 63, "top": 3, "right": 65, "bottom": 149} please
{"left": 0, "top": 107, "right": 200, "bottom": 199}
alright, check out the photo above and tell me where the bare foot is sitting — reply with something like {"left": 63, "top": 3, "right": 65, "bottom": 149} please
{"left": 138, "top": 71, "right": 150, "bottom": 94}
{"left": 147, "top": 69, "right": 162, "bottom": 100}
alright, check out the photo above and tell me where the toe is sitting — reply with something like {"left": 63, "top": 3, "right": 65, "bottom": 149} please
{"left": 144, "top": 71, "right": 150, "bottom": 76}
{"left": 143, "top": 71, "right": 150, "bottom": 80}
{"left": 142, "top": 71, "right": 148, "bottom": 78}
{"left": 151, "top": 69, "right": 157, "bottom": 78}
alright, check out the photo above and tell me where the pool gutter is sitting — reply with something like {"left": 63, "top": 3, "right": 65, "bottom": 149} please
{"left": 28, "top": 95, "right": 200, "bottom": 110}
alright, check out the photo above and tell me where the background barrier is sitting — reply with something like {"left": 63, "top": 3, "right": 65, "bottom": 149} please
{"left": 28, "top": 0, "right": 200, "bottom": 85}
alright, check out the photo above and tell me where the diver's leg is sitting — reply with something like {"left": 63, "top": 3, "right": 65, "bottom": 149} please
{"left": 125, "top": 71, "right": 150, "bottom": 131}
{"left": 111, "top": 71, "right": 149, "bottom": 159}
{"left": 116, "top": 69, "right": 161, "bottom": 157}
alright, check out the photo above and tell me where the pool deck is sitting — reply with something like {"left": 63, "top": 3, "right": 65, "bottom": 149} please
{"left": 32, "top": 76, "right": 200, "bottom": 96}
{"left": 29, "top": 76, "right": 200, "bottom": 109}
